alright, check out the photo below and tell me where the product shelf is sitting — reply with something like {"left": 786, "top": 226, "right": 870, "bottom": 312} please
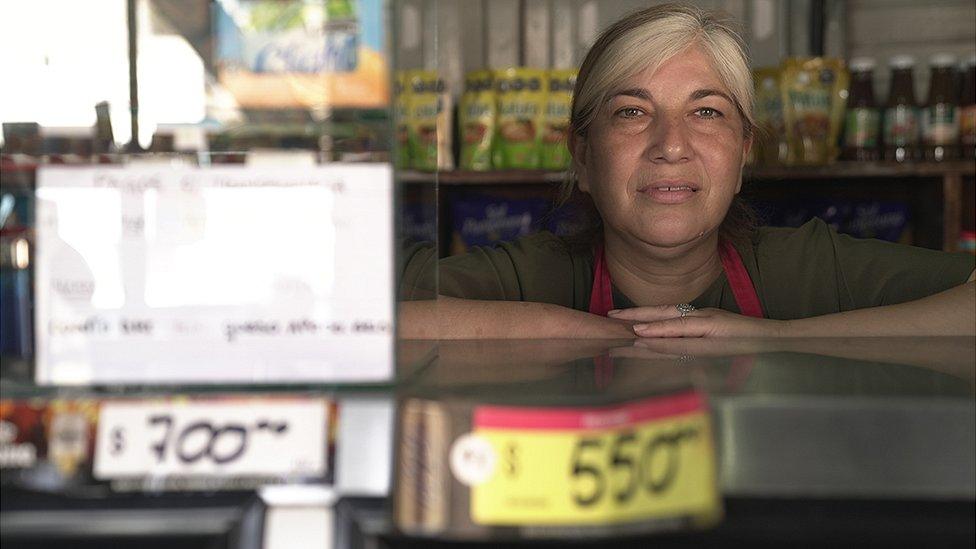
{"left": 400, "top": 162, "right": 974, "bottom": 253}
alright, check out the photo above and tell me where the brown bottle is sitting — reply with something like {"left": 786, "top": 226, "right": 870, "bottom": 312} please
{"left": 883, "top": 56, "right": 920, "bottom": 162}
{"left": 921, "top": 53, "right": 960, "bottom": 161}
{"left": 961, "top": 54, "right": 976, "bottom": 160}
{"left": 842, "top": 57, "right": 880, "bottom": 161}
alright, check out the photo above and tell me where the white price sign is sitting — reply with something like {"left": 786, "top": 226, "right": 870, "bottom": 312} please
{"left": 34, "top": 164, "right": 394, "bottom": 384}
{"left": 94, "top": 399, "right": 328, "bottom": 480}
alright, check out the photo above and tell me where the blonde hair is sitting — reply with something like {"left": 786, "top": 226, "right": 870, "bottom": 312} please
{"left": 572, "top": 3, "right": 754, "bottom": 137}
{"left": 559, "top": 4, "right": 757, "bottom": 244}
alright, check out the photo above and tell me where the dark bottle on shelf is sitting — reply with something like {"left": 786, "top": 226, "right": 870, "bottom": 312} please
{"left": 961, "top": 54, "right": 976, "bottom": 161}
{"left": 882, "top": 56, "right": 920, "bottom": 163}
{"left": 842, "top": 57, "right": 881, "bottom": 161}
{"left": 921, "top": 53, "right": 960, "bottom": 162}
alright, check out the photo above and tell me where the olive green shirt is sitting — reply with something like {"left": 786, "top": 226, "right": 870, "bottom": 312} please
{"left": 434, "top": 218, "right": 975, "bottom": 320}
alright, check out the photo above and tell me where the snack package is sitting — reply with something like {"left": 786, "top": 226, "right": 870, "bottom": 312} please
{"left": 394, "top": 71, "right": 411, "bottom": 169}
{"left": 449, "top": 195, "right": 549, "bottom": 255}
{"left": 493, "top": 68, "right": 546, "bottom": 169}
{"left": 406, "top": 70, "right": 454, "bottom": 171}
{"left": 541, "top": 69, "right": 576, "bottom": 170}
{"left": 458, "top": 70, "right": 496, "bottom": 171}
{"left": 780, "top": 57, "right": 849, "bottom": 164}
{"left": 752, "top": 67, "right": 788, "bottom": 165}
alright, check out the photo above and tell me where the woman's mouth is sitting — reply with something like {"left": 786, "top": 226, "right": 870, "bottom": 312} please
{"left": 637, "top": 181, "right": 700, "bottom": 204}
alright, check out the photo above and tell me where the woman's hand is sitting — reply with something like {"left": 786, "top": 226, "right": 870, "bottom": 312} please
{"left": 608, "top": 305, "right": 790, "bottom": 338}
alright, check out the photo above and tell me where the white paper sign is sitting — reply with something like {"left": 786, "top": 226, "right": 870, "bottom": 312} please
{"left": 93, "top": 399, "right": 328, "bottom": 479}
{"left": 34, "top": 164, "right": 393, "bottom": 384}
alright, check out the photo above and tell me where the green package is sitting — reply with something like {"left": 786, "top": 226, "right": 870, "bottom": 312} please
{"left": 458, "top": 70, "right": 496, "bottom": 171}
{"left": 394, "top": 71, "right": 410, "bottom": 169}
{"left": 541, "top": 69, "right": 576, "bottom": 170}
{"left": 406, "top": 70, "right": 453, "bottom": 171}
{"left": 493, "top": 68, "right": 546, "bottom": 169}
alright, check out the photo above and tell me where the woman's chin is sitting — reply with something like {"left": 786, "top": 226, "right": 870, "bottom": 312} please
{"left": 634, "top": 223, "right": 712, "bottom": 249}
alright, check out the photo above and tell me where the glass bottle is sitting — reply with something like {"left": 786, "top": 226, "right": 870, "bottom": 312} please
{"left": 960, "top": 54, "right": 976, "bottom": 161}
{"left": 921, "top": 53, "right": 960, "bottom": 161}
{"left": 882, "top": 56, "right": 920, "bottom": 162}
{"left": 842, "top": 57, "right": 881, "bottom": 161}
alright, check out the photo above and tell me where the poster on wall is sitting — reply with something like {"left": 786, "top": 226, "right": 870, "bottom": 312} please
{"left": 214, "top": 0, "right": 389, "bottom": 109}
{"left": 34, "top": 164, "right": 393, "bottom": 385}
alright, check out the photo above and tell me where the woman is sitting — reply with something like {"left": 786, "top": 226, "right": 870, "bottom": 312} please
{"left": 400, "top": 4, "right": 975, "bottom": 339}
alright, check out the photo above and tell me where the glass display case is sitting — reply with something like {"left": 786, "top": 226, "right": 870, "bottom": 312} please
{"left": 2, "top": 2, "right": 974, "bottom": 548}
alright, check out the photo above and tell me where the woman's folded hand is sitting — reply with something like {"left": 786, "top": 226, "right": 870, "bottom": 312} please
{"left": 608, "top": 306, "right": 791, "bottom": 338}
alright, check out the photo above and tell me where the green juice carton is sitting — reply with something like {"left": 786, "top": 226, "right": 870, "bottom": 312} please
{"left": 541, "top": 69, "right": 576, "bottom": 170}
{"left": 458, "top": 70, "right": 496, "bottom": 171}
{"left": 406, "top": 70, "right": 453, "bottom": 171}
{"left": 393, "top": 71, "right": 411, "bottom": 169}
{"left": 493, "top": 68, "right": 546, "bottom": 169}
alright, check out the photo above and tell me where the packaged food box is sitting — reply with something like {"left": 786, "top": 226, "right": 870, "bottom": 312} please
{"left": 493, "top": 68, "right": 546, "bottom": 169}
{"left": 449, "top": 194, "right": 549, "bottom": 255}
{"left": 406, "top": 70, "right": 454, "bottom": 171}
{"left": 541, "top": 69, "right": 576, "bottom": 170}
{"left": 394, "top": 71, "right": 411, "bottom": 169}
{"left": 458, "top": 70, "right": 496, "bottom": 171}
{"left": 780, "top": 57, "right": 849, "bottom": 164}
{"left": 757, "top": 199, "right": 910, "bottom": 243}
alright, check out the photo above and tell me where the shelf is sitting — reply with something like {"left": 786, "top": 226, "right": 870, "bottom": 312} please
{"left": 400, "top": 162, "right": 976, "bottom": 186}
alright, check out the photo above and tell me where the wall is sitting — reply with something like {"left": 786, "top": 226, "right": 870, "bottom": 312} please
{"left": 395, "top": 0, "right": 976, "bottom": 103}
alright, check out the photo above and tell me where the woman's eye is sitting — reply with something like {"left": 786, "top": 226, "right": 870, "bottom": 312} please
{"left": 616, "top": 107, "right": 644, "bottom": 119}
{"left": 695, "top": 107, "right": 723, "bottom": 119}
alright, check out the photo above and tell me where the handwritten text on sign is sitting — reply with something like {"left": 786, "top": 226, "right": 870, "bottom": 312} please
{"left": 93, "top": 399, "right": 328, "bottom": 479}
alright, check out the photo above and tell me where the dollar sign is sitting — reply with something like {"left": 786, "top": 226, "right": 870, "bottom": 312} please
{"left": 506, "top": 442, "right": 518, "bottom": 477}
{"left": 111, "top": 427, "right": 125, "bottom": 456}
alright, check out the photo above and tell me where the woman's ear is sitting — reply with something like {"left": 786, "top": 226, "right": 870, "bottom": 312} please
{"left": 568, "top": 130, "right": 590, "bottom": 193}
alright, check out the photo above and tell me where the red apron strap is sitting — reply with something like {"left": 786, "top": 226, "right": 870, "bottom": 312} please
{"left": 718, "top": 239, "right": 765, "bottom": 318}
{"left": 589, "top": 239, "right": 765, "bottom": 319}
{"left": 588, "top": 242, "right": 615, "bottom": 316}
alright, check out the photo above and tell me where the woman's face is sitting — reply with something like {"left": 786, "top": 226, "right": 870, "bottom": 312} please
{"left": 571, "top": 46, "right": 750, "bottom": 250}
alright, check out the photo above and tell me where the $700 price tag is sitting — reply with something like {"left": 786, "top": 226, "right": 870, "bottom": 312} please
{"left": 467, "top": 392, "right": 719, "bottom": 526}
{"left": 93, "top": 399, "right": 328, "bottom": 479}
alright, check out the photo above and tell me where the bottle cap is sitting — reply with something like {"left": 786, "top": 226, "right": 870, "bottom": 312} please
{"left": 929, "top": 53, "right": 957, "bottom": 67}
{"left": 888, "top": 55, "right": 915, "bottom": 69}
{"left": 848, "top": 57, "right": 876, "bottom": 72}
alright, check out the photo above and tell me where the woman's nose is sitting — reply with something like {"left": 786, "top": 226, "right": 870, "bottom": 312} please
{"left": 646, "top": 115, "right": 691, "bottom": 163}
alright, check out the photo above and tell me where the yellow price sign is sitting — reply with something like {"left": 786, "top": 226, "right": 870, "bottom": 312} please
{"left": 469, "top": 391, "right": 720, "bottom": 526}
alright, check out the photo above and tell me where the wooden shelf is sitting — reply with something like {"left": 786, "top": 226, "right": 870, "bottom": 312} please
{"left": 407, "top": 162, "right": 974, "bottom": 254}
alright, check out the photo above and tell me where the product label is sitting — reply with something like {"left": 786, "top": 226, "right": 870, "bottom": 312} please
{"left": 406, "top": 71, "right": 451, "bottom": 171}
{"left": 961, "top": 105, "right": 976, "bottom": 146}
{"left": 459, "top": 71, "right": 496, "bottom": 171}
{"left": 883, "top": 106, "right": 919, "bottom": 146}
{"left": 844, "top": 108, "right": 880, "bottom": 148}
{"left": 468, "top": 392, "right": 720, "bottom": 526}
{"left": 540, "top": 70, "right": 577, "bottom": 170}
{"left": 921, "top": 104, "right": 959, "bottom": 145}
{"left": 494, "top": 68, "right": 547, "bottom": 169}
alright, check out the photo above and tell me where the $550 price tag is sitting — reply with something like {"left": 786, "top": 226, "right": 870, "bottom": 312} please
{"left": 93, "top": 398, "right": 328, "bottom": 480}
{"left": 465, "top": 392, "right": 719, "bottom": 526}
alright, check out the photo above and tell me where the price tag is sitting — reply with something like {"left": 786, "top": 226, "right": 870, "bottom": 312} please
{"left": 467, "top": 392, "right": 719, "bottom": 526}
{"left": 93, "top": 398, "right": 328, "bottom": 480}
